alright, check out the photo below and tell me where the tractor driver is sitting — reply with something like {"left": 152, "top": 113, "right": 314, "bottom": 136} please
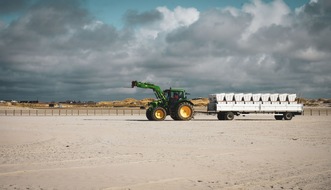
{"left": 173, "top": 93, "right": 179, "bottom": 101}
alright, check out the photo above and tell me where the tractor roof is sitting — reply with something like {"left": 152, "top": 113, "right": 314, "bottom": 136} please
{"left": 164, "top": 88, "right": 185, "bottom": 92}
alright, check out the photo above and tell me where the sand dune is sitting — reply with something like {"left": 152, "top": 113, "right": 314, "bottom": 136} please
{"left": 0, "top": 115, "right": 330, "bottom": 189}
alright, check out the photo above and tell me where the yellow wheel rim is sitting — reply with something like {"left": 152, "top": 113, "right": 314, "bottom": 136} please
{"left": 155, "top": 109, "right": 165, "bottom": 119}
{"left": 180, "top": 105, "right": 192, "bottom": 118}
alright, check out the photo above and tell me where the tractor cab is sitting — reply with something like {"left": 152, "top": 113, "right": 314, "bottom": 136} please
{"left": 164, "top": 89, "right": 187, "bottom": 103}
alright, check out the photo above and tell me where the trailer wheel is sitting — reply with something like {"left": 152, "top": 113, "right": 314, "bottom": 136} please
{"left": 177, "top": 102, "right": 194, "bottom": 120}
{"left": 224, "top": 112, "right": 234, "bottom": 120}
{"left": 283, "top": 112, "right": 293, "bottom": 120}
{"left": 274, "top": 115, "right": 283, "bottom": 120}
{"left": 217, "top": 112, "right": 225, "bottom": 120}
{"left": 152, "top": 107, "right": 167, "bottom": 121}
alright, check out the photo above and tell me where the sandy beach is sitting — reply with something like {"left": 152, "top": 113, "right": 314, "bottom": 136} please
{"left": 1, "top": 114, "right": 331, "bottom": 190}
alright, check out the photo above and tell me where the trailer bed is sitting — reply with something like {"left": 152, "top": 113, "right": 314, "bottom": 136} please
{"left": 209, "top": 102, "right": 303, "bottom": 113}
{"left": 205, "top": 93, "right": 303, "bottom": 120}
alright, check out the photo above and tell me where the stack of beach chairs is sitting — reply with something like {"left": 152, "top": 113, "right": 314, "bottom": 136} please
{"left": 208, "top": 93, "right": 297, "bottom": 104}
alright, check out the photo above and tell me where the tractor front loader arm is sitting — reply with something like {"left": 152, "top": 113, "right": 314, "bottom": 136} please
{"left": 131, "top": 81, "right": 159, "bottom": 90}
{"left": 131, "top": 80, "right": 166, "bottom": 101}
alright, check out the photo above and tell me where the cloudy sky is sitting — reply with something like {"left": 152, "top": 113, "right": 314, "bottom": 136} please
{"left": 0, "top": 0, "right": 330, "bottom": 101}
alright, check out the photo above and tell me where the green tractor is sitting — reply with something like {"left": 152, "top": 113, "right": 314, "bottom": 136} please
{"left": 131, "top": 81, "right": 194, "bottom": 121}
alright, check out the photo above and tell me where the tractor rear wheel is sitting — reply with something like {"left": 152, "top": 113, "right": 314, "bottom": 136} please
{"left": 152, "top": 107, "right": 167, "bottom": 121}
{"left": 176, "top": 102, "right": 194, "bottom": 120}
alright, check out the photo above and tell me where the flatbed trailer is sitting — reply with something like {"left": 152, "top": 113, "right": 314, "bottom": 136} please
{"left": 201, "top": 93, "right": 303, "bottom": 120}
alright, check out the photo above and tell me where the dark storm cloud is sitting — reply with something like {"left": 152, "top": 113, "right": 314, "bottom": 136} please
{"left": 28, "top": 1, "right": 89, "bottom": 36}
{"left": 296, "top": 0, "right": 331, "bottom": 52}
{"left": 0, "top": 0, "right": 136, "bottom": 101}
{"left": 0, "top": 0, "right": 330, "bottom": 101}
{"left": 0, "top": 0, "right": 32, "bottom": 15}
{"left": 165, "top": 9, "right": 250, "bottom": 57}
{"left": 155, "top": 1, "right": 331, "bottom": 98}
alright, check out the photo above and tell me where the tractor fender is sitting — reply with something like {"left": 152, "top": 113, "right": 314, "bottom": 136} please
{"left": 176, "top": 100, "right": 194, "bottom": 107}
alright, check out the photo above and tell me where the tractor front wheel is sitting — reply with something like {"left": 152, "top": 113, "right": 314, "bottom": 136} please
{"left": 177, "top": 102, "right": 194, "bottom": 120}
{"left": 152, "top": 107, "right": 167, "bottom": 121}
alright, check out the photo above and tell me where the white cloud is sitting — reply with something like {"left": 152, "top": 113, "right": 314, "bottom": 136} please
{"left": 157, "top": 6, "right": 200, "bottom": 31}
{"left": 293, "top": 47, "right": 330, "bottom": 62}
{"left": 242, "top": 0, "right": 291, "bottom": 39}
{"left": 83, "top": 20, "right": 103, "bottom": 31}
{"left": 137, "top": 6, "right": 200, "bottom": 39}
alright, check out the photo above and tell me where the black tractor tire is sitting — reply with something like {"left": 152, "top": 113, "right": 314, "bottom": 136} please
{"left": 283, "top": 112, "right": 293, "bottom": 120}
{"left": 151, "top": 107, "right": 167, "bottom": 121}
{"left": 146, "top": 108, "right": 153, "bottom": 121}
{"left": 274, "top": 115, "right": 283, "bottom": 120}
{"left": 217, "top": 112, "right": 225, "bottom": 120}
{"left": 224, "top": 111, "right": 234, "bottom": 120}
{"left": 176, "top": 102, "right": 194, "bottom": 121}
